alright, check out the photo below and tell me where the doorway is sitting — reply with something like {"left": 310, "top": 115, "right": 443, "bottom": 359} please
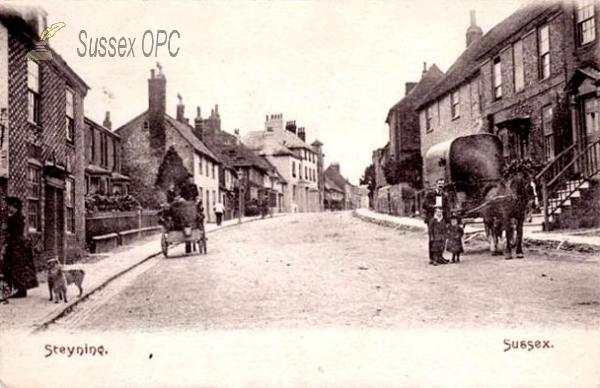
{"left": 44, "top": 184, "right": 65, "bottom": 260}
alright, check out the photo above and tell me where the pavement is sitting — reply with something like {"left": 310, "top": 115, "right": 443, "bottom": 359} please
{"left": 0, "top": 213, "right": 285, "bottom": 334}
{"left": 354, "top": 208, "right": 600, "bottom": 249}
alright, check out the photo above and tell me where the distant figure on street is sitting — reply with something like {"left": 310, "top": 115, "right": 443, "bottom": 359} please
{"left": 446, "top": 213, "right": 464, "bottom": 263}
{"left": 423, "top": 178, "right": 450, "bottom": 264}
{"left": 428, "top": 206, "right": 448, "bottom": 266}
{"left": 214, "top": 201, "right": 225, "bottom": 226}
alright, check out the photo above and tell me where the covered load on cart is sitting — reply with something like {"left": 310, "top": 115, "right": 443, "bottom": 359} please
{"left": 424, "top": 133, "right": 504, "bottom": 218}
{"left": 158, "top": 200, "right": 206, "bottom": 257}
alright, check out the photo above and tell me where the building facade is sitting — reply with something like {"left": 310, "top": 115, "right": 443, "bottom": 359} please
{"left": 1, "top": 7, "right": 88, "bottom": 265}
{"left": 84, "top": 113, "right": 130, "bottom": 196}
{"left": 114, "top": 67, "right": 221, "bottom": 220}
{"left": 242, "top": 114, "right": 324, "bottom": 213}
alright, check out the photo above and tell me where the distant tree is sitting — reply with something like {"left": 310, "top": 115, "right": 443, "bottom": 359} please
{"left": 359, "top": 164, "right": 376, "bottom": 208}
{"left": 383, "top": 153, "right": 423, "bottom": 188}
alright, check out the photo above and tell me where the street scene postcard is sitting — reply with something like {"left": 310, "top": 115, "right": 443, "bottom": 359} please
{"left": 0, "top": 0, "right": 599, "bottom": 387}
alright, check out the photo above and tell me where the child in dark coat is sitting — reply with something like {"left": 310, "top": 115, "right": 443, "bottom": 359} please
{"left": 428, "top": 207, "right": 448, "bottom": 266}
{"left": 446, "top": 214, "right": 464, "bottom": 263}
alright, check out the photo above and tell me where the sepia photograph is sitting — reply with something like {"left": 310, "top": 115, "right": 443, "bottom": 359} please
{"left": 0, "top": 0, "right": 599, "bottom": 386}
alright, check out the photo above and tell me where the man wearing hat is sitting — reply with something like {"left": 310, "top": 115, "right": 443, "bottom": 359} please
{"left": 423, "top": 178, "right": 450, "bottom": 265}
{"left": 1, "top": 196, "right": 38, "bottom": 297}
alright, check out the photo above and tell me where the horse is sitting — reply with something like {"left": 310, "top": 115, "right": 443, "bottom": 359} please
{"left": 480, "top": 170, "right": 531, "bottom": 259}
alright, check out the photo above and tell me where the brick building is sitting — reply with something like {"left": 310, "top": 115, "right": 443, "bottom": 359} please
{"left": 114, "top": 67, "right": 221, "bottom": 220}
{"left": 417, "top": 1, "right": 600, "bottom": 228}
{"left": 385, "top": 63, "right": 444, "bottom": 188}
{"left": 0, "top": 7, "right": 88, "bottom": 266}
{"left": 84, "top": 113, "right": 130, "bottom": 196}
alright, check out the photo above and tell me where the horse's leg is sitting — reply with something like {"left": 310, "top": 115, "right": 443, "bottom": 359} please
{"left": 516, "top": 217, "right": 524, "bottom": 258}
{"left": 504, "top": 219, "right": 514, "bottom": 260}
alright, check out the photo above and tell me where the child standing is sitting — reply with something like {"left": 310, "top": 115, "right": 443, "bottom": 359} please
{"left": 446, "top": 213, "right": 464, "bottom": 263}
{"left": 428, "top": 206, "right": 448, "bottom": 266}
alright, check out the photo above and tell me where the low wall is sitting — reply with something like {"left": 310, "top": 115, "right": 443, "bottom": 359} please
{"left": 86, "top": 210, "right": 160, "bottom": 253}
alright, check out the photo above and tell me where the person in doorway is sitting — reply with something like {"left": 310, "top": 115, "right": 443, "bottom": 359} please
{"left": 446, "top": 213, "right": 464, "bottom": 263}
{"left": 423, "top": 178, "right": 450, "bottom": 264}
{"left": 1, "top": 197, "right": 38, "bottom": 298}
{"left": 428, "top": 206, "right": 448, "bottom": 266}
{"left": 214, "top": 200, "right": 225, "bottom": 226}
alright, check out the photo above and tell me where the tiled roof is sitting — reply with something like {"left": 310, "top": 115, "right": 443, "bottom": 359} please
{"left": 324, "top": 175, "right": 344, "bottom": 193}
{"left": 386, "top": 65, "right": 444, "bottom": 123}
{"left": 244, "top": 129, "right": 315, "bottom": 153}
{"left": 242, "top": 131, "right": 298, "bottom": 158}
{"left": 324, "top": 165, "right": 351, "bottom": 191}
{"left": 203, "top": 130, "right": 268, "bottom": 173}
{"left": 164, "top": 115, "right": 219, "bottom": 162}
{"left": 417, "top": 2, "right": 557, "bottom": 109}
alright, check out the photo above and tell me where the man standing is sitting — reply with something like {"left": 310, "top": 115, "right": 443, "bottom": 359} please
{"left": 214, "top": 200, "right": 225, "bottom": 226}
{"left": 423, "top": 178, "right": 450, "bottom": 265}
{"left": 179, "top": 174, "right": 199, "bottom": 254}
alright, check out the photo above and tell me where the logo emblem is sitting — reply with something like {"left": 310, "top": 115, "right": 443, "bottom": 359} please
{"left": 24, "top": 22, "right": 66, "bottom": 61}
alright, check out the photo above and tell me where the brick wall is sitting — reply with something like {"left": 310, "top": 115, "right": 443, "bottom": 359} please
{"left": 5, "top": 25, "right": 87, "bottom": 267}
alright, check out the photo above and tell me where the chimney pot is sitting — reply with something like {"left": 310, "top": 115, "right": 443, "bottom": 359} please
{"left": 150, "top": 69, "right": 155, "bottom": 78}
{"left": 103, "top": 111, "right": 112, "bottom": 130}
{"left": 197, "top": 106, "right": 201, "bottom": 118}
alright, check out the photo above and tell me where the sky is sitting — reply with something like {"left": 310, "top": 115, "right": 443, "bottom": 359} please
{"left": 9, "top": 0, "right": 527, "bottom": 184}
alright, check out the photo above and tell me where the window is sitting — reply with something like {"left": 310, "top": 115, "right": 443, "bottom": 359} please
{"left": 212, "top": 164, "right": 216, "bottom": 179}
{"left": 199, "top": 157, "right": 202, "bottom": 175}
{"left": 305, "top": 166, "right": 308, "bottom": 180}
{"left": 493, "top": 58, "right": 502, "bottom": 100}
{"left": 206, "top": 161, "right": 210, "bottom": 176}
{"left": 577, "top": 0, "right": 596, "bottom": 45}
{"left": 426, "top": 105, "right": 433, "bottom": 132}
{"left": 65, "top": 178, "right": 75, "bottom": 233}
{"left": 86, "top": 126, "right": 94, "bottom": 163}
{"left": 27, "top": 61, "right": 40, "bottom": 124}
{"left": 27, "top": 166, "right": 41, "bottom": 231}
{"left": 538, "top": 25, "right": 550, "bottom": 79}
{"left": 212, "top": 190, "right": 216, "bottom": 205}
{"left": 470, "top": 79, "right": 481, "bottom": 115}
{"left": 299, "top": 163, "right": 302, "bottom": 179}
{"left": 100, "top": 133, "right": 108, "bottom": 167}
{"left": 451, "top": 90, "right": 460, "bottom": 119}
{"left": 584, "top": 98, "right": 599, "bottom": 138}
{"left": 292, "top": 161, "right": 296, "bottom": 178}
{"left": 66, "top": 89, "right": 74, "bottom": 141}
{"left": 542, "top": 106, "right": 554, "bottom": 161}
{"left": 513, "top": 40, "right": 524, "bottom": 92}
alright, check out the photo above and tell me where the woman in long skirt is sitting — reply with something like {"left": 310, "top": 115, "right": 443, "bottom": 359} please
{"left": 2, "top": 197, "right": 38, "bottom": 298}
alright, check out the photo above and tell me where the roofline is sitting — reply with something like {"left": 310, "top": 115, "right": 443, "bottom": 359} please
{"left": 84, "top": 116, "right": 120, "bottom": 139}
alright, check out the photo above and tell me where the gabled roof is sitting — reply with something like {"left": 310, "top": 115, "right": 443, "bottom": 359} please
{"left": 417, "top": 1, "right": 558, "bottom": 110}
{"left": 386, "top": 64, "right": 445, "bottom": 123}
{"left": 324, "top": 175, "right": 344, "bottom": 193}
{"left": 241, "top": 131, "right": 299, "bottom": 158}
{"left": 244, "top": 129, "right": 315, "bottom": 153}
{"left": 164, "top": 115, "right": 219, "bottom": 162}
{"left": 324, "top": 164, "right": 352, "bottom": 191}
{"left": 203, "top": 130, "right": 268, "bottom": 173}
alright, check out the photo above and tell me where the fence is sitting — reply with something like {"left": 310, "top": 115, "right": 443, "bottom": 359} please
{"left": 86, "top": 209, "right": 160, "bottom": 240}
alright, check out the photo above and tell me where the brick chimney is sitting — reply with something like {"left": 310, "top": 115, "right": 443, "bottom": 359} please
{"left": 405, "top": 82, "right": 417, "bottom": 96}
{"left": 103, "top": 111, "right": 112, "bottom": 130}
{"left": 466, "top": 10, "right": 483, "bottom": 47}
{"left": 421, "top": 62, "right": 428, "bottom": 78}
{"left": 176, "top": 93, "right": 185, "bottom": 123}
{"left": 148, "top": 67, "right": 166, "bottom": 152}
{"left": 285, "top": 120, "right": 297, "bottom": 135}
{"left": 297, "top": 127, "right": 306, "bottom": 142}
{"left": 193, "top": 106, "right": 203, "bottom": 141}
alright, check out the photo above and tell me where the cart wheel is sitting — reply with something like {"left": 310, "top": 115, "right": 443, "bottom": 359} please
{"left": 161, "top": 235, "right": 169, "bottom": 258}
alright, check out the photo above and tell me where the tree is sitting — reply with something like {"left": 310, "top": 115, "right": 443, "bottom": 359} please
{"left": 359, "top": 164, "right": 376, "bottom": 208}
{"left": 383, "top": 153, "right": 423, "bottom": 188}
{"left": 155, "top": 146, "right": 191, "bottom": 191}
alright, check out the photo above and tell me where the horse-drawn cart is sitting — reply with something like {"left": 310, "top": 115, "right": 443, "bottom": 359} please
{"left": 159, "top": 200, "right": 207, "bottom": 258}
{"left": 424, "top": 133, "right": 504, "bottom": 218}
